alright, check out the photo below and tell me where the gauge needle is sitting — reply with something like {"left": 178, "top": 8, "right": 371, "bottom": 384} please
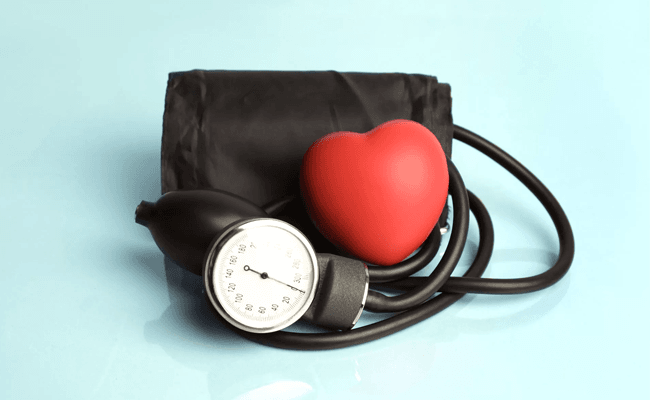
{"left": 243, "top": 265, "right": 305, "bottom": 293}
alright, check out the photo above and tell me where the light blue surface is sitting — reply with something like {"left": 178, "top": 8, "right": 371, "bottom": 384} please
{"left": 1, "top": 1, "right": 648, "bottom": 399}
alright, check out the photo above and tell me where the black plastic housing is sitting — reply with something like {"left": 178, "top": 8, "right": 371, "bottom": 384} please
{"left": 302, "top": 254, "right": 369, "bottom": 331}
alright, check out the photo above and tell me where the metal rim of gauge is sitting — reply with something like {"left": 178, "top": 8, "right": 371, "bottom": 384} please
{"left": 203, "top": 218, "right": 320, "bottom": 334}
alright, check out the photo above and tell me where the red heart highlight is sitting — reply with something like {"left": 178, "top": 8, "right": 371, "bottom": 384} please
{"left": 300, "top": 119, "right": 449, "bottom": 266}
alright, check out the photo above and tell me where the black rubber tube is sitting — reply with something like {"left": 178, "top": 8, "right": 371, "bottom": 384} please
{"left": 375, "top": 126, "right": 575, "bottom": 295}
{"left": 439, "top": 125, "right": 575, "bottom": 293}
{"left": 363, "top": 159, "right": 469, "bottom": 312}
{"left": 232, "top": 125, "right": 575, "bottom": 349}
{"left": 366, "top": 224, "right": 441, "bottom": 283}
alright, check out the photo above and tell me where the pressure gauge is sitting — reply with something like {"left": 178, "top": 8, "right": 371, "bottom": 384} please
{"left": 204, "top": 218, "right": 319, "bottom": 334}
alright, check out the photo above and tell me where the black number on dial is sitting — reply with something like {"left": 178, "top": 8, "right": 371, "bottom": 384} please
{"left": 282, "top": 296, "right": 290, "bottom": 304}
{"left": 258, "top": 306, "right": 266, "bottom": 314}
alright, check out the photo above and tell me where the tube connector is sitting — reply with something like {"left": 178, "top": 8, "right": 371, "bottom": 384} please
{"left": 301, "top": 254, "right": 369, "bottom": 330}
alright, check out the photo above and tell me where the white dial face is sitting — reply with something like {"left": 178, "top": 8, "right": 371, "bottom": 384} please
{"left": 206, "top": 219, "right": 318, "bottom": 333}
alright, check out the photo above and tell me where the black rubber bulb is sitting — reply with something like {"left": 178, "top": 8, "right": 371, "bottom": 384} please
{"left": 135, "top": 190, "right": 269, "bottom": 275}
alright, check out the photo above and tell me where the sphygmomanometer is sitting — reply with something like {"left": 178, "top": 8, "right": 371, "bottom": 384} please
{"left": 135, "top": 70, "right": 574, "bottom": 350}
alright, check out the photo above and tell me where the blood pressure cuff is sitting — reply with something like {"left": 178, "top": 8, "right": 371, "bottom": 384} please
{"left": 161, "top": 70, "right": 454, "bottom": 255}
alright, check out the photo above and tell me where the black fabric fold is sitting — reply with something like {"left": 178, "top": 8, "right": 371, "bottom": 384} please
{"left": 161, "top": 70, "right": 454, "bottom": 256}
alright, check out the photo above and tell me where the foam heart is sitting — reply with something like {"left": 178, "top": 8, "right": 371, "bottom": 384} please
{"left": 300, "top": 119, "right": 449, "bottom": 266}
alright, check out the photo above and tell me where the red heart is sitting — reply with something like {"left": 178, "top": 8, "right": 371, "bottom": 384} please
{"left": 300, "top": 119, "right": 449, "bottom": 266}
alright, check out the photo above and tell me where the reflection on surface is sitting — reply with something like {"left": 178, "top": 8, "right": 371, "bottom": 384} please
{"left": 312, "top": 338, "right": 436, "bottom": 397}
{"left": 140, "top": 247, "right": 570, "bottom": 399}
{"left": 144, "top": 257, "right": 251, "bottom": 351}
{"left": 232, "top": 381, "right": 313, "bottom": 400}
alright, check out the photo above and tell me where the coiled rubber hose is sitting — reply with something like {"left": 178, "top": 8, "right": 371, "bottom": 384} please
{"left": 225, "top": 125, "right": 575, "bottom": 350}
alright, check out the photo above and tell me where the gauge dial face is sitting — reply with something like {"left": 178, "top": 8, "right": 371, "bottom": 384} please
{"left": 205, "top": 219, "right": 319, "bottom": 334}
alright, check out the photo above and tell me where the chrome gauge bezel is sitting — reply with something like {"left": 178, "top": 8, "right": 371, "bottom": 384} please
{"left": 203, "top": 218, "right": 320, "bottom": 334}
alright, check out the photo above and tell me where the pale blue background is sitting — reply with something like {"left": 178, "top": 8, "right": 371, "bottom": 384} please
{"left": 1, "top": 1, "right": 648, "bottom": 399}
